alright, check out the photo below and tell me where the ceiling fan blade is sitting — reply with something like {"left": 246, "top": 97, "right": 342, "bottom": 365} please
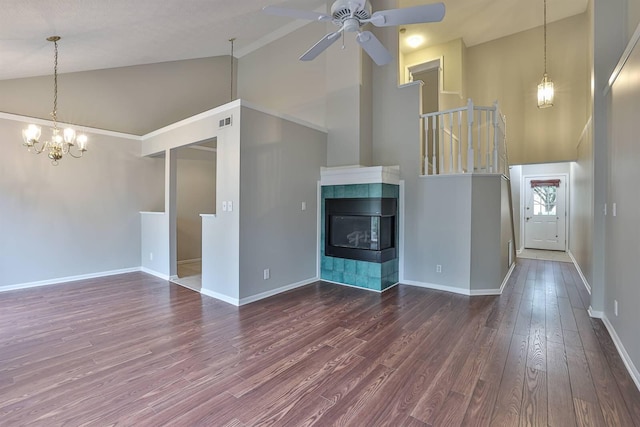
{"left": 369, "top": 3, "right": 445, "bottom": 27}
{"left": 262, "top": 6, "right": 331, "bottom": 22}
{"left": 300, "top": 31, "right": 342, "bottom": 61}
{"left": 356, "top": 31, "right": 392, "bottom": 66}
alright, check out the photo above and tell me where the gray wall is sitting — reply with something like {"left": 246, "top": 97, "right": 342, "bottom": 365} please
{"left": 238, "top": 107, "right": 327, "bottom": 299}
{"left": 0, "top": 117, "right": 164, "bottom": 288}
{"left": 509, "top": 165, "right": 522, "bottom": 250}
{"left": 606, "top": 28, "right": 640, "bottom": 378}
{"left": 237, "top": 23, "right": 328, "bottom": 128}
{"left": 570, "top": 122, "right": 593, "bottom": 288}
{"left": 591, "top": 0, "right": 627, "bottom": 314}
{"left": 470, "top": 175, "right": 513, "bottom": 292}
{"left": 176, "top": 147, "right": 216, "bottom": 262}
{"left": 0, "top": 56, "right": 236, "bottom": 135}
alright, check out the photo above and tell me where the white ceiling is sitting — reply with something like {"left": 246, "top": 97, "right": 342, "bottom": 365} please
{"left": 0, "top": 0, "right": 588, "bottom": 81}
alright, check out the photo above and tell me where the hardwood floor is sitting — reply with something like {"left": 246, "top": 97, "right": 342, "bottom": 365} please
{"left": 1, "top": 259, "right": 639, "bottom": 426}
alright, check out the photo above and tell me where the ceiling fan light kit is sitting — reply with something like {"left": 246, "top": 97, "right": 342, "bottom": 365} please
{"left": 263, "top": 0, "right": 445, "bottom": 66}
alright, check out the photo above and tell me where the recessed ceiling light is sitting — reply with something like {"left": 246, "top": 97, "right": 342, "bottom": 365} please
{"left": 406, "top": 35, "right": 425, "bottom": 48}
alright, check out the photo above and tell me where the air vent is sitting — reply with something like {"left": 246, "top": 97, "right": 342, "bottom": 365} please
{"left": 218, "top": 116, "right": 232, "bottom": 128}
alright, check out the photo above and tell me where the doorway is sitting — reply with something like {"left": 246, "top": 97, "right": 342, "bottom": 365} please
{"left": 172, "top": 139, "right": 216, "bottom": 291}
{"left": 524, "top": 175, "right": 567, "bottom": 251}
{"left": 409, "top": 59, "right": 440, "bottom": 174}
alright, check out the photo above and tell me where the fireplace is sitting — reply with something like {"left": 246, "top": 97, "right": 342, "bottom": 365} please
{"left": 325, "top": 198, "right": 397, "bottom": 263}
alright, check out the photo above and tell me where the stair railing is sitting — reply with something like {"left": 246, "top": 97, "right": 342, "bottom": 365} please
{"left": 421, "top": 99, "right": 507, "bottom": 176}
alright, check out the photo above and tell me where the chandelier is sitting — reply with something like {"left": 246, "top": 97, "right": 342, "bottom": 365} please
{"left": 21, "top": 36, "right": 87, "bottom": 165}
{"left": 537, "top": 0, "right": 554, "bottom": 108}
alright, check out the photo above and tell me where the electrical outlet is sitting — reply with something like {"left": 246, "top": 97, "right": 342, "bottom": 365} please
{"left": 614, "top": 300, "right": 619, "bottom": 317}
{"left": 149, "top": 252, "right": 153, "bottom": 261}
{"left": 436, "top": 264, "right": 442, "bottom": 273}
{"left": 263, "top": 268, "right": 270, "bottom": 280}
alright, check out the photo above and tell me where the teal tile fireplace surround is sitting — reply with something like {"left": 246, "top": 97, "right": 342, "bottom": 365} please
{"left": 321, "top": 183, "right": 399, "bottom": 292}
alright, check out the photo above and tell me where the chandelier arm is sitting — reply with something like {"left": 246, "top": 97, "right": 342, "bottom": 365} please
{"left": 67, "top": 149, "right": 84, "bottom": 159}
{"left": 30, "top": 141, "right": 48, "bottom": 155}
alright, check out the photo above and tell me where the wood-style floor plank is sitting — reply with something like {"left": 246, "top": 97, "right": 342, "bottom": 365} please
{"left": 0, "top": 261, "right": 637, "bottom": 425}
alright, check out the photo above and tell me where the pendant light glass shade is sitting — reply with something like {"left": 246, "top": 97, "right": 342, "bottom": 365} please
{"left": 537, "top": 73, "right": 554, "bottom": 108}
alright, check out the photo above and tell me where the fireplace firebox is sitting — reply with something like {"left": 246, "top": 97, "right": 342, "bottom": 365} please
{"left": 325, "top": 198, "right": 397, "bottom": 263}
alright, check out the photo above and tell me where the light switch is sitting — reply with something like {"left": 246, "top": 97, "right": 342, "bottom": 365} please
{"left": 612, "top": 202, "right": 617, "bottom": 217}
{"left": 301, "top": 202, "right": 306, "bottom": 211}
{"left": 222, "top": 201, "right": 227, "bottom": 212}
{"left": 228, "top": 201, "right": 233, "bottom": 212}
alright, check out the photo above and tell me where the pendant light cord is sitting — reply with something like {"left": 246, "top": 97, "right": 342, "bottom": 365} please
{"left": 543, "top": 0, "right": 547, "bottom": 75}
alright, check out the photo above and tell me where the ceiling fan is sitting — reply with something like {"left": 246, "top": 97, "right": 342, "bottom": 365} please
{"left": 263, "top": 0, "right": 445, "bottom": 66}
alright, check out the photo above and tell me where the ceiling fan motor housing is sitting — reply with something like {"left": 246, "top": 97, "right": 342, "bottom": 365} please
{"left": 331, "top": 0, "right": 372, "bottom": 31}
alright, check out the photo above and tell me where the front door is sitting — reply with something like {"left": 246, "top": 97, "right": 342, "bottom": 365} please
{"left": 524, "top": 176, "right": 566, "bottom": 251}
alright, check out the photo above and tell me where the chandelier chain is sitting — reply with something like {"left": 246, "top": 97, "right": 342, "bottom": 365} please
{"left": 52, "top": 38, "right": 59, "bottom": 127}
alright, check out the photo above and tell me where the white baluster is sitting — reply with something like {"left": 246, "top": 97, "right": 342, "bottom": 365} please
{"left": 439, "top": 114, "right": 445, "bottom": 174}
{"left": 432, "top": 116, "right": 437, "bottom": 175}
{"left": 467, "top": 99, "right": 474, "bottom": 173}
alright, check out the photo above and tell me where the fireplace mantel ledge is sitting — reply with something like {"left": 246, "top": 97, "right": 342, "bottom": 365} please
{"left": 320, "top": 165, "right": 400, "bottom": 186}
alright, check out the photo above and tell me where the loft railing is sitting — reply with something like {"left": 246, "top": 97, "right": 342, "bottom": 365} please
{"left": 420, "top": 99, "right": 507, "bottom": 176}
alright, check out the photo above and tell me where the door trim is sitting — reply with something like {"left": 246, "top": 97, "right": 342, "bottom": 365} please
{"left": 521, "top": 173, "right": 569, "bottom": 251}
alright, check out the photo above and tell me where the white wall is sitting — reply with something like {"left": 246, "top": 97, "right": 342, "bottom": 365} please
{"left": 0, "top": 116, "right": 164, "bottom": 289}
{"left": 176, "top": 147, "right": 216, "bottom": 262}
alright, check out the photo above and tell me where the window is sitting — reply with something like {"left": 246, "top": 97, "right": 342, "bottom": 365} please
{"left": 532, "top": 182, "right": 558, "bottom": 216}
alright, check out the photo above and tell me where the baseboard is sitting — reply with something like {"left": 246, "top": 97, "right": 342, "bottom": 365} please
{"left": 140, "top": 267, "right": 172, "bottom": 281}
{"left": 200, "top": 276, "right": 319, "bottom": 307}
{"left": 178, "top": 258, "right": 201, "bottom": 265}
{"left": 200, "top": 288, "right": 239, "bottom": 306}
{"left": 0, "top": 267, "right": 141, "bottom": 293}
{"left": 401, "top": 279, "right": 487, "bottom": 296}
{"left": 568, "top": 250, "right": 592, "bottom": 294}
{"left": 319, "top": 279, "right": 399, "bottom": 294}
{"left": 400, "top": 261, "right": 514, "bottom": 297}
{"left": 588, "top": 306, "right": 605, "bottom": 319}
{"left": 488, "top": 262, "right": 516, "bottom": 295}
{"left": 238, "top": 277, "right": 318, "bottom": 305}
{"left": 601, "top": 314, "right": 640, "bottom": 392}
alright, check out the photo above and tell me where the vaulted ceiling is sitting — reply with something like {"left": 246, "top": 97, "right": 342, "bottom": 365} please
{"left": 0, "top": 0, "right": 588, "bottom": 81}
